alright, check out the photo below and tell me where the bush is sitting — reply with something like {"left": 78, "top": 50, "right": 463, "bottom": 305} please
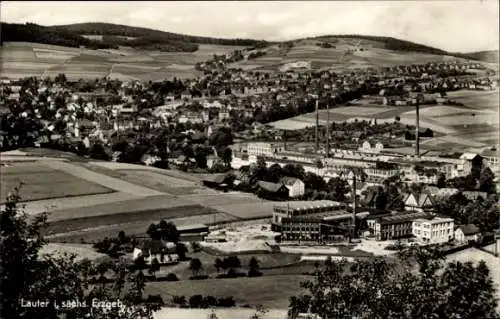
{"left": 217, "top": 296, "right": 236, "bottom": 307}
{"left": 247, "top": 269, "right": 263, "bottom": 277}
{"left": 145, "top": 294, "right": 164, "bottom": 305}
{"left": 190, "top": 241, "right": 202, "bottom": 252}
{"left": 189, "top": 294, "right": 203, "bottom": 308}
{"left": 166, "top": 273, "right": 179, "bottom": 281}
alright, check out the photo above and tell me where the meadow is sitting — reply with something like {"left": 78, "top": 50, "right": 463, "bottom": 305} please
{"left": 145, "top": 275, "right": 310, "bottom": 309}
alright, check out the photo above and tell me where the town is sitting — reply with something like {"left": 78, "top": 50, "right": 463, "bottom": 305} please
{"left": 1, "top": 2, "right": 499, "bottom": 319}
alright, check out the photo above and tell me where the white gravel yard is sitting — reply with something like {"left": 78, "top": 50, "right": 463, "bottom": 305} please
{"left": 201, "top": 224, "right": 280, "bottom": 253}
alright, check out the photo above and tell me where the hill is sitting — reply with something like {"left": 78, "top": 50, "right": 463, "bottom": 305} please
{"left": 313, "top": 35, "right": 449, "bottom": 56}
{"left": 1, "top": 22, "right": 265, "bottom": 52}
{"left": 460, "top": 50, "right": 499, "bottom": 64}
{"left": 2, "top": 22, "right": 497, "bottom": 62}
{"left": 1, "top": 23, "right": 115, "bottom": 50}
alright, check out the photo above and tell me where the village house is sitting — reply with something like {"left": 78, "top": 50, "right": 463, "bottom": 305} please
{"left": 280, "top": 177, "right": 305, "bottom": 198}
{"left": 454, "top": 224, "right": 482, "bottom": 244}
{"left": 132, "top": 239, "right": 179, "bottom": 265}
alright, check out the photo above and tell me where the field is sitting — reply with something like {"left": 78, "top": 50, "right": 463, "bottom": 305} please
{"left": 0, "top": 42, "right": 247, "bottom": 81}
{"left": 0, "top": 151, "right": 278, "bottom": 242}
{"left": 145, "top": 275, "right": 310, "bottom": 309}
{"left": 0, "top": 161, "right": 113, "bottom": 203}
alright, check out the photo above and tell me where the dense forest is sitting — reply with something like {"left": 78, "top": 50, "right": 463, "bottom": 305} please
{"left": 53, "top": 22, "right": 265, "bottom": 46}
{"left": 1, "top": 23, "right": 116, "bottom": 49}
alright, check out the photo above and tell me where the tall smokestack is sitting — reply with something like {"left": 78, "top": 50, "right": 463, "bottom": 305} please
{"left": 415, "top": 102, "right": 420, "bottom": 157}
{"left": 326, "top": 103, "right": 330, "bottom": 158}
{"left": 315, "top": 99, "right": 319, "bottom": 154}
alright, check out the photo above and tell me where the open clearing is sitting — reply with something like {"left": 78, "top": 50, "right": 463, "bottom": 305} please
{"left": 145, "top": 275, "right": 310, "bottom": 309}
{"left": 39, "top": 243, "right": 108, "bottom": 262}
{"left": 0, "top": 161, "right": 113, "bottom": 203}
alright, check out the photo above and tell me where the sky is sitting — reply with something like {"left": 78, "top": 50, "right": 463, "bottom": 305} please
{"left": 2, "top": 1, "right": 499, "bottom": 53}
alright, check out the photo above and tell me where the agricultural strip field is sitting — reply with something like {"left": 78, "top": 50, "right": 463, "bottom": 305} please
{"left": 44, "top": 204, "right": 220, "bottom": 235}
{"left": 145, "top": 275, "right": 311, "bottom": 309}
{"left": 112, "top": 170, "right": 212, "bottom": 196}
{"left": 0, "top": 42, "right": 246, "bottom": 80}
{"left": 0, "top": 161, "right": 113, "bottom": 203}
{"left": 46, "top": 211, "right": 237, "bottom": 244}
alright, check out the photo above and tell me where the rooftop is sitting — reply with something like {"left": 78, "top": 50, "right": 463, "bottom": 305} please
{"left": 274, "top": 200, "right": 344, "bottom": 211}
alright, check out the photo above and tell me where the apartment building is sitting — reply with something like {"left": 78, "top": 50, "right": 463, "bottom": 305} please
{"left": 412, "top": 217, "right": 455, "bottom": 244}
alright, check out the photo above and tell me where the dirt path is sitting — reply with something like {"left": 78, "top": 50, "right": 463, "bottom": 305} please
{"left": 41, "top": 159, "right": 164, "bottom": 197}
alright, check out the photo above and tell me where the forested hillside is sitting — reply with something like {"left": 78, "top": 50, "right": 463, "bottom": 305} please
{"left": 1, "top": 22, "right": 263, "bottom": 52}
{"left": 1, "top": 23, "right": 116, "bottom": 49}
{"left": 54, "top": 22, "right": 266, "bottom": 46}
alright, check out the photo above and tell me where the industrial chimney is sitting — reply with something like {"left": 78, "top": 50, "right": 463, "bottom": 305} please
{"left": 326, "top": 103, "right": 330, "bottom": 157}
{"left": 415, "top": 102, "right": 420, "bottom": 157}
{"left": 315, "top": 98, "right": 319, "bottom": 154}
{"left": 351, "top": 172, "right": 357, "bottom": 240}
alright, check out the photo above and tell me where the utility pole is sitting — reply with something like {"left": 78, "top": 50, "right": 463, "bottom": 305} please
{"left": 350, "top": 172, "right": 357, "bottom": 243}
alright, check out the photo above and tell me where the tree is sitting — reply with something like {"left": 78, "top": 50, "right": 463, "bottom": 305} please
{"left": 149, "top": 258, "right": 160, "bottom": 278}
{"left": 327, "top": 177, "right": 349, "bottom": 201}
{"left": 172, "top": 295, "right": 186, "bottom": 307}
{"left": 214, "top": 258, "right": 223, "bottom": 273}
{"left": 189, "top": 258, "right": 203, "bottom": 278}
{"left": 248, "top": 257, "right": 261, "bottom": 277}
{"left": 189, "top": 294, "right": 203, "bottom": 308}
{"left": 256, "top": 155, "right": 267, "bottom": 169}
{"left": 479, "top": 166, "right": 496, "bottom": 194}
{"left": 219, "top": 146, "right": 232, "bottom": 167}
{"left": 437, "top": 173, "right": 446, "bottom": 188}
{"left": 289, "top": 248, "right": 499, "bottom": 319}
{"left": 0, "top": 188, "right": 159, "bottom": 319}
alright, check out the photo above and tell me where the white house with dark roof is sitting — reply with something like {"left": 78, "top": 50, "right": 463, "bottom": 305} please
{"left": 455, "top": 224, "right": 482, "bottom": 244}
{"left": 280, "top": 177, "right": 305, "bottom": 198}
{"left": 132, "top": 239, "right": 179, "bottom": 265}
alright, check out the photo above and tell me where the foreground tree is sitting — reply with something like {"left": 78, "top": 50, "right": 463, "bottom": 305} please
{"left": 0, "top": 188, "right": 159, "bottom": 319}
{"left": 288, "top": 247, "right": 499, "bottom": 319}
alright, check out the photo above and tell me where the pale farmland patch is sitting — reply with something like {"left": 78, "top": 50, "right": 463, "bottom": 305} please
{"left": 329, "top": 106, "right": 393, "bottom": 116}
{"left": 40, "top": 243, "right": 108, "bottom": 262}
{"left": 0, "top": 161, "right": 114, "bottom": 203}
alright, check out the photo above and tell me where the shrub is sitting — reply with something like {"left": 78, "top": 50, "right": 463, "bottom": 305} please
{"left": 166, "top": 273, "right": 179, "bottom": 281}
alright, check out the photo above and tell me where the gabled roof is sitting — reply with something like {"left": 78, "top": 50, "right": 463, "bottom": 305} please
{"left": 140, "top": 240, "right": 176, "bottom": 255}
{"left": 462, "top": 191, "right": 488, "bottom": 201}
{"left": 457, "top": 224, "right": 481, "bottom": 235}
{"left": 257, "top": 181, "right": 287, "bottom": 193}
{"left": 460, "top": 153, "right": 480, "bottom": 161}
{"left": 280, "top": 176, "right": 303, "bottom": 186}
